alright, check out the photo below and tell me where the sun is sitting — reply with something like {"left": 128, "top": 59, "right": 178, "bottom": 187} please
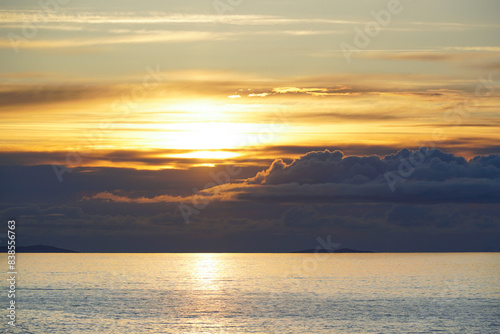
{"left": 145, "top": 100, "right": 283, "bottom": 160}
{"left": 165, "top": 121, "right": 262, "bottom": 160}
{"left": 170, "top": 150, "right": 240, "bottom": 160}
{"left": 184, "top": 122, "right": 247, "bottom": 150}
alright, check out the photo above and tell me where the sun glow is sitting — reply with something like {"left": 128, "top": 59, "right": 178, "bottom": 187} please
{"left": 170, "top": 150, "right": 240, "bottom": 160}
{"left": 166, "top": 122, "right": 255, "bottom": 150}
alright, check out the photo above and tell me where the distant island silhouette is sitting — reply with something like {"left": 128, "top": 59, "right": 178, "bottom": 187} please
{"left": 293, "top": 248, "right": 374, "bottom": 253}
{"left": 0, "top": 244, "right": 79, "bottom": 253}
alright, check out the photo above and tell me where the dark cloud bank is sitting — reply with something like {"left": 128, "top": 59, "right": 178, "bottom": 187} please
{"left": 242, "top": 147, "right": 500, "bottom": 203}
{"left": 0, "top": 148, "right": 499, "bottom": 252}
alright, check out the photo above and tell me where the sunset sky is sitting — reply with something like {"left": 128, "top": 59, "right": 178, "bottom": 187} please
{"left": 1, "top": 0, "right": 499, "bottom": 252}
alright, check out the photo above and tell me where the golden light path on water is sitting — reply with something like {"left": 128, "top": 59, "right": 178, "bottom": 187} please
{"left": 7, "top": 253, "right": 500, "bottom": 333}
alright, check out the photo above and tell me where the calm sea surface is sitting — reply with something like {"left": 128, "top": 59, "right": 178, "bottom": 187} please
{"left": 1, "top": 253, "right": 499, "bottom": 333}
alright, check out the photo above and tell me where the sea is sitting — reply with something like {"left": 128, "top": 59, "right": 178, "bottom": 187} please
{"left": 1, "top": 253, "right": 499, "bottom": 333}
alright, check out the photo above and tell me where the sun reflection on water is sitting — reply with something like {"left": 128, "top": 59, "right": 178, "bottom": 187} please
{"left": 192, "top": 253, "right": 222, "bottom": 288}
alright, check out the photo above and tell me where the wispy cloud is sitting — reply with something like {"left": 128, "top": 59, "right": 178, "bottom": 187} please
{"left": 2, "top": 10, "right": 499, "bottom": 29}
{"left": 0, "top": 31, "right": 233, "bottom": 49}
{"left": 0, "top": 11, "right": 357, "bottom": 26}
{"left": 247, "top": 86, "right": 353, "bottom": 97}
{"left": 443, "top": 46, "right": 500, "bottom": 52}
{"left": 359, "top": 51, "right": 480, "bottom": 62}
